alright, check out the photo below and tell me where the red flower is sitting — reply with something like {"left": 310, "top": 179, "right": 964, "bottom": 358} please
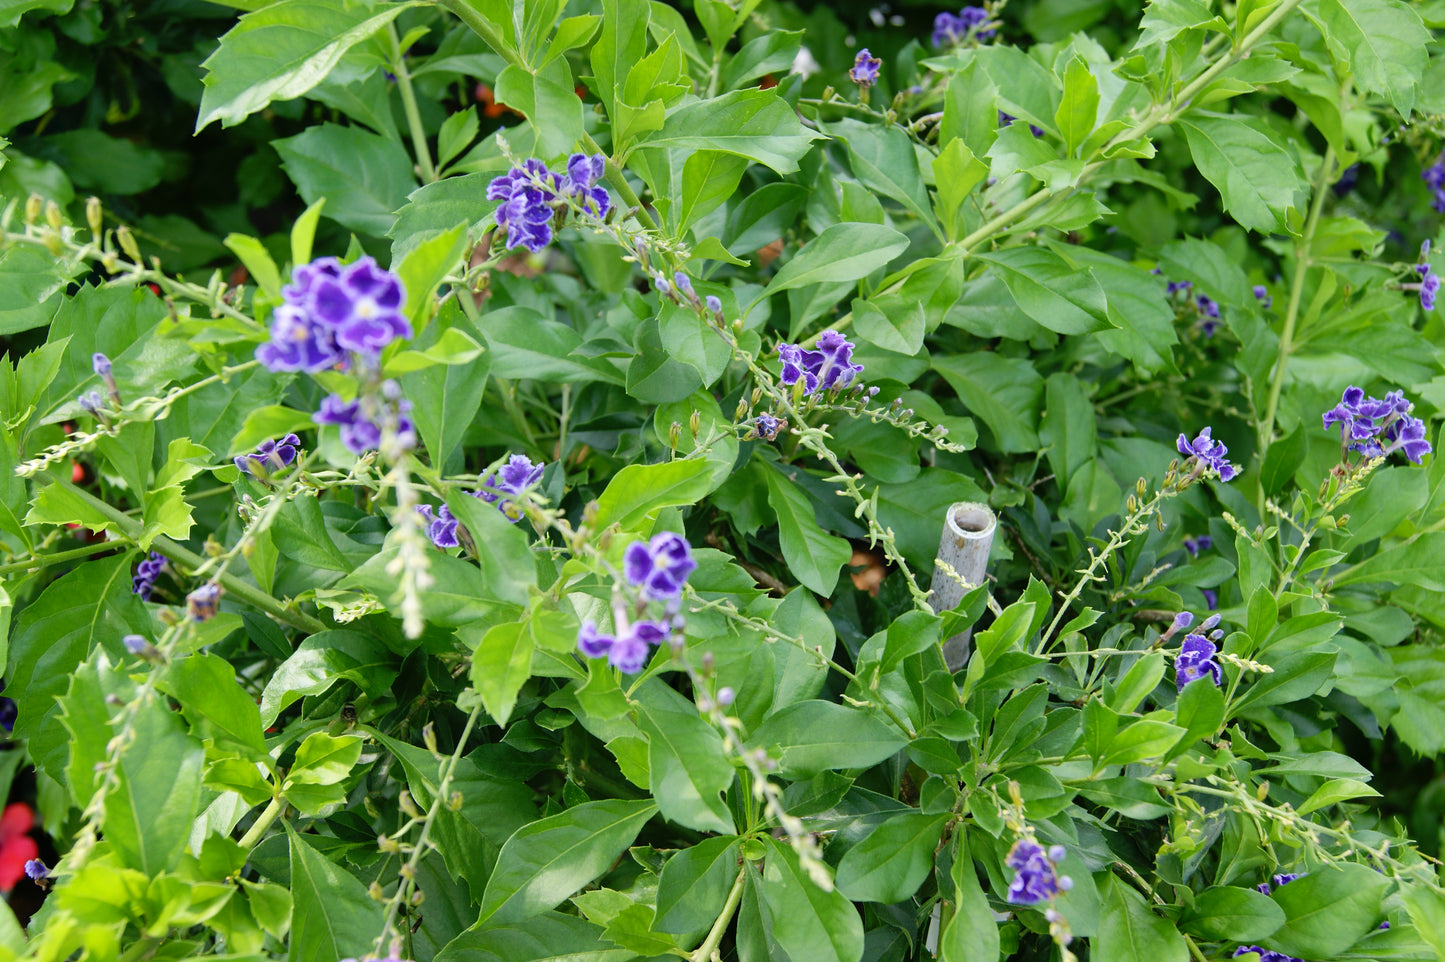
{"left": 0, "top": 803, "right": 38, "bottom": 891}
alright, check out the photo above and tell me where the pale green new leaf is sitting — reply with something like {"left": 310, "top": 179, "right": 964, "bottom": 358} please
{"left": 1179, "top": 114, "right": 1304, "bottom": 234}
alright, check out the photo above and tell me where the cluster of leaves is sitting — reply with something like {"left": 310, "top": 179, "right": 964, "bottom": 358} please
{"left": 4, "top": 0, "right": 1445, "bottom": 961}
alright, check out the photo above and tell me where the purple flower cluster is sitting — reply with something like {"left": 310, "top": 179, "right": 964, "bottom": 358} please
{"left": 257, "top": 257, "right": 411, "bottom": 373}
{"left": 1177, "top": 427, "right": 1239, "bottom": 481}
{"left": 315, "top": 391, "right": 416, "bottom": 456}
{"left": 778, "top": 331, "right": 864, "bottom": 395}
{"left": 1183, "top": 535, "right": 1212, "bottom": 556}
{"left": 479, "top": 454, "right": 545, "bottom": 522}
{"left": 1322, "top": 387, "right": 1432, "bottom": 463}
{"left": 1423, "top": 153, "right": 1445, "bottom": 213}
{"left": 578, "top": 619, "right": 669, "bottom": 674}
{"left": 487, "top": 154, "right": 611, "bottom": 253}
{"left": 1005, "top": 839, "right": 1071, "bottom": 905}
{"left": 1417, "top": 262, "right": 1439, "bottom": 311}
{"left": 1175, "top": 627, "right": 1223, "bottom": 692}
{"left": 1196, "top": 294, "right": 1220, "bottom": 336}
{"left": 849, "top": 49, "right": 881, "bottom": 87}
{"left": 625, "top": 531, "right": 697, "bottom": 600}
{"left": 132, "top": 551, "right": 165, "bottom": 600}
{"left": 1256, "top": 872, "right": 1302, "bottom": 895}
{"left": 235, "top": 434, "right": 300, "bottom": 479}
{"left": 932, "top": 6, "right": 993, "bottom": 47}
{"left": 416, "top": 501, "right": 465, "bottom": 548}
{"left": 1233, "top": 948, "right": 1301, "bottom": 962}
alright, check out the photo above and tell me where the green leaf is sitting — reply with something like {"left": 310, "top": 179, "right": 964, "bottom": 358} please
{"left": 394, "top": 223, "right": 468, "bottom": 327}
{"left": 465, "top": 622, "right": 532, "bottom": 727}
{"left": 1267, "top": 864, "right": 1389, "bottom": 959}
{"left": 163, "top": 652, "right": 269, "bottom": 761}
{"left": 1179, "top": 886, "right": 1285, "bottom": 942}
{"left": 831, "top": 118, "right": 943, "bottom": 240}
{"left": 479, "top": 306, "right": 626, "bottom": 385}
{"left": 941, "top": 830, "right": 999, "bottom": 962}
{"left": 760, "top": 222, "right": 909, "bottom": 301}
{"left": 593, "top": 458, "right": 713, "bottom": 532}
{"left": 1136, "top": 0, "right": 1227, "bottom": 47}
{"left": 1039, "top": 372, "right": 1097, "bottom": 493}
{"left": 7, "top": 555, "right": 151, "bottom": 782}
{"left": 437, "top": 912, "right": 635, "bottom": 962}
{"left": 762, "top": 464, "right": 852, "bottom": 596}
{"left": 1055, "top": 57, "right": 1099, "bottom": 156}
{"left": 638, "top": 88, "right": 825, "bottom": 174}
{"left": 852, "top": 297, "right": 925, "bottom": 355}
{"left": 223, "top": 233, "right": 283, "bottom": 299}
{"left": 974, "top": 248, "right": 1114, "bottom": 335}
{"left": 0, "top": 244, "right": 79, "bottom": 337}
{"left": 105, "top": 694, "right": 205, "bottom": 875}
{"left": 288, "top": 732, "right": 363, "bottom": 786}
{"left": 402, "top": 310, "right": 490, "bottom": 474}
{"left": 656, "top": 836, "right": 741, "bottom": 933}
{"left": 835, "top": 812, "right": 948, "bottom": 904}
{"left": 274, "top": 123, "right": 417, "bottom": 237}
{"left": 259, "top": 631, "right": 397, "bottom": 726}
{"left": 592, "top": 0, "right": 649, "bottom": 126}
{"left": 197, "top": 0, "right": 419, "bottom": 130}
{"left": 932, "top": 353, "right": 1042, "bottom": 453}
{"left": 1316, "top": 0, "right": 1429, "bottom": 116}
{"left": 1178, "top": 114, "right": 1304, "bottom": 234}
{"left": 676, "top": 150, "right": 750, "bottom": 236}
{"left": 495, "top": 58, "right": 583, "bottom": 160}
{"left": 286, "top": 827, "right": 379, "bottom": 962}
{"left": 931, "top": 139, "right": 989, "bottom": 242}
{"left": 1104, "top": 719, "right": 1185, "bottom": 766}
{"left": 1094, "top": 874, "right": 1189, "bottom": 962}
{"left": 477, "top": 798, "right": 657, "bottom": 924}
{"left": 0, "top": 0, "right": 72, "bottom": 28}
{"left": 636, "top": 686, "right": 735, "bottom": 834}
{"left": 759, "top": 837, "right": 864, "bottom": 962}
{"left": 1333, "top": 532, "right": 1445, "bottom": 591}
{"left": 1296, "top": 777, "right": 1380, "bottom": 815}
{"left": 747, "top": 700, "right": 907, "bottom": 779}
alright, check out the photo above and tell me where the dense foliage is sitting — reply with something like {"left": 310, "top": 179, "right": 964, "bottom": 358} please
{"left": 3, "top": 0, "right": 1445, "bottom": 961}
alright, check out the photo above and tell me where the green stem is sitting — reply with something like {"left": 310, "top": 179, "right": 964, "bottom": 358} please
{"left": 434, "top": 0, "right": 526, "bottom": 70}
{"left": 49, "top": 477, "right": 326, "bottom": 633}
{"left": 1257, "top": 145, "right": 1335, "bottom": 498}
{"left": 237, "top": 796, "right": 285, "bottom": 850}
{"left": 390, "top": 25, "right": 437, "bottom": 183}
{"left": 0, "top": 540, "right": 122, "bottom": 576}
{"left": 689, "top": 866, "right": 747, "bottom": 962}
{"left": 581, "top": 131, "right": 661, "bottom": 233}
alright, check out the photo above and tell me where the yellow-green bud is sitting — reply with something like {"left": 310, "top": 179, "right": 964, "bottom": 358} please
{"left": 24, "top": 194, "right": 42, "bottom": 225}
{"left": 116, "top": 225, "right": 141, "bottom": 262}
{"left": 86, "top": 197, "right": 103, "bottom": 236}
{"left": 45, "top": 201, "right": 63, "bottom": 232}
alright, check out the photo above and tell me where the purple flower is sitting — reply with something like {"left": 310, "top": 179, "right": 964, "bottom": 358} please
{"left": 187, "top": 582, "right": 222, "bottom": 622}
{"left": 624, "top": 531, "right": 697, "bottom": 600}
{"left": 1166, "top": 280, "right": 1192, "bottom": 294}
{"left": 122, "top": 634, "right": 149, "bottom": 655}
{"left": 1175, "top": 632, "right": 1223, "bottom": 691}
{"left": 489, "top": 160, "right": 560, "bottom": 252}
{"left": 416, "top": 503, "right": 462, "bottom": 548}
{"left": 932, "top": 6, "right": 993, "bottom": 47}
{"left": 479, "top": 454, "right": 544, "bottom": 521}
{"left": 576, "top": 619, "right": 669, "bottom": 673}
{"left": 1233, "top": 948, "right": 1302, "bottom": 962}
{"left": 92, "top": 353, "right": 112, "bottom": 378}
{"left": 234, "top": 434, "right": 301, "bottom": 478}
{"left": 1183, "top": 535, "right": 1212, "bottom": 556}
{"left": 78, "top": 391, "right": 105, "bottom": 416}
{"left": 133, "top": 551, "right": 165, "bottom": 600}
{"left": 1253, "top": 285, "right": 1273, "bottom": 309}
{"left": 1004, "top": 839, "right": 1068, "bottom": 905}
{"left": 1196, "top": 294, "right": 1219, "bottom": 318}
{"left": 257, "top": 256, "right": 410, "bottom": 371}
{"left": 849, "top": 49, "right": 881, "bottom": 87}
{"left": 255, "top": 303, "right": 348, "bottom": 374}
{"left": 23, "top": 859, "right": 47, "bottom": 882}
{"left": 1423, "top": 153, "right": 1445, "bottom": 212}
{"left": 674, "top": 272, "right": 696, "bottom": 302}
{"left": 1202, "top": 588, "right": 1218, "bottom": 610}
{"left": 558, "top": 153, "right": 611, "bottom": 218}
{"left": 1322, "top": 387, "right": 1432, "bottom": 463}
{"left": 753, "top": 413, "right": 780, "bottom": 440}
{"left": 777, "top": 331, "right": 864, "bottom": 396}
{"left": 998, "top": 111, "right": 1043, "bottom": 137}
{"left": 1332, "top": 162, "right": 1360, "bottom": 197}
{"left": 315, "top": 392, "right": 416, "bottom": 456}
{"left": 705, "top": 294, "right": 722, "bottom": 316}
{"left": 1421, "top": 272, "right": 1439, "bottom": 311}
{"left": 1177, "top": 427, "right": 1239, "bottom": 481}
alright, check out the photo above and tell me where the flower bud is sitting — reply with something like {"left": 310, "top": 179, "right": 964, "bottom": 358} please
{"left": 116, "top": 224, "right": 142, "bottom": 262}
{"left": 45, "top": 201, "right": 63, "bottom": 232}
{"left": 24, "top": 194, "right": 42, "bottom": 224}
{"left": 86, "top": 196, "right": 103, "bottom": 236}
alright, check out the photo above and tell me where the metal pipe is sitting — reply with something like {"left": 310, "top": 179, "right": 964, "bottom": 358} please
{"left": 929, "top": 501, "right": 998, "bottom": 671}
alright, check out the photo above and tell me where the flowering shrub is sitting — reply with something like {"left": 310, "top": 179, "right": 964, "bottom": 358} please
{"left": 2, "top": 2, "right": 1445, "bottom": 962}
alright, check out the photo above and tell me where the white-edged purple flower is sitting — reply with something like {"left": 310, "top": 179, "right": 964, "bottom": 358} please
{"left": 234, "top": 434, "right": 301, "bottom": 478}
{"left": 1177, "top": 427, "right": 1239, "bottom": 481}
{"left": 417, "top": 503, "right": 461, "bottom": 548}
{"left": 257, "top": 256, "right": 411, "bottom": 371}
{"left": 777, "top": 331, "right": 864, "bottom": 396}
{"left": 849, "top": 49, "right": 882, "bottom": 87}
{"left": 1322, "top": 387, "right": 1432, "bottom": 464}
{"left": 186, "top": 582, "right": 222, "bottom": 622}
{"left": 479, "top": 454, "right": 544, "bottom": 521}
{"left": 256, "top": 303, "right": 348, "bottom": 373}
{"left": 932, "top": 6, "right": 993, "bottom": 47}
{"left": 489, "top": 159, "right": 560, "bottom": 252}
{"left": 122, "top": 634, "right": 150, "bottom": 656}
{"left": 558, "top": 153, "right": 611, "bottom": 217}
{"left": 132, "top": 551, "right": 165, "bottom": 599}
{"left": 624, "top": 531, "right": 697, "bottom": 600}
{"left": 753, "top": 412, "right": 781, "bottom": 440}
{"left": 1175, "top": 632, "right": 1223, "bottom": 691}
{"left": 1005, "top": 838, "right": 1068, "bottom": 904}
{"left": 315, "top": 392, "right": 415, "bottom": 456}
{"left": 576, "top": 619, "right": 669, "bottom": 673}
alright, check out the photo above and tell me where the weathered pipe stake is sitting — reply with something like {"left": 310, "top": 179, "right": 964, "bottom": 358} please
{"left": 928, "top": 501, "right": 998, "bottom": 671}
